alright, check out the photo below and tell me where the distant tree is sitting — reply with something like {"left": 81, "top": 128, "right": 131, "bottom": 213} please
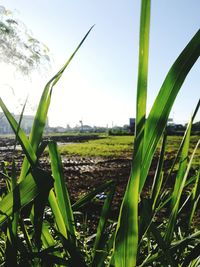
{"left": 0, "top": 5, "right": 50, "bottom": 74}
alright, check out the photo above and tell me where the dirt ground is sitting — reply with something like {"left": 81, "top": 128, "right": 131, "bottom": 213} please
{"left": 0, "top": 135, "right": 131, "bottom": 216}
{"left": 0, "top": 135, "right": 197, "bottom": 232}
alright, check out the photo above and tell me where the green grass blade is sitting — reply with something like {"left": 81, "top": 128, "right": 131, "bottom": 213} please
{"left": 148, "top": 222, "right": 176, "bottom": 266}
{"left": 164, "top": 101, "right": 200, "bottom": 244}
{"left": 113, "top": 1, "right": 151, "bottom": 266}
{"left": 151, "top": 132, "right": 167, "bottom": 210}
{"left": 19, "top": 26, "right": 94, "bottom": 182}
{"left": 11, "top": 160, "right": 19, "bottom": 238}
{"left": 135, "top": 0, "right": 150, "bottom": 148}
{"left": 183, "top": 244, "right": 200, "bottom": 267}
{"left": 140, "top": 30, "right": 200, "bottom": 192}
{"left": 13, "top": 97, "right": 28, "bottom": 151}
{"left": 171, "top": 127, "right": 192, "bottom": 209}
{"left": 72, "top": 180, "right": 114, "bottom": 211}
{"left": 48, "top": 141, "right": 75, "bottom": 237}
{"left": 55, "top": 230, "right": 87, "bottom": 267}
{"left": 48, "top": 189, "right": 67, "bottom": 238}
{"left": 188, "top": 170, "right": 200, "bottom": 228}
{"left": 91, "top": 183, "right": 115, "bottom": 267}
{"left": 165, "top": 139, "right": 200, "bottom": 244}
{"left": 0, "top": 172, "right": 53, "bottom": 225}
{"left": 0, "top": 98, "right": 37, "bottom": 167}
{"left": 31, "top": 168, "right": 54, "bottom": 249}
{"left": 40, "top": 222, "right": 56, "bottom": 248}
{"left": 160, "top": 100, "right": 200, "bottom": 200}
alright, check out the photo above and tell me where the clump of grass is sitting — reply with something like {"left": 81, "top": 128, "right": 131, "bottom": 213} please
{"left": 0, "top": 1, "right": 200, "bottom": 266}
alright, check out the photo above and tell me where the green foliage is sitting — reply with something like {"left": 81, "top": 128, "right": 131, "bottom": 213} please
{"left": 59, "top": 136, "right": 134, "bottom": 157}
{"left": 0, "top": 1, "right": 200, "bottom": 266}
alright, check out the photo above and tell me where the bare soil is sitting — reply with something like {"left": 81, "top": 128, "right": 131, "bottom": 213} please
{"left": 0, "top": 135, "right": 198, "bottom": 232}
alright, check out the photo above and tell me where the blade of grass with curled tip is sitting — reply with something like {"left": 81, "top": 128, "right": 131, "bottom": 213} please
{"left": 139, "top": 31, "right": 200, "bottom": 192}
{"left": 113, "top": 1, "right": 151, "bottom": 266}
{"left": 19, "top": 26, "right": 94, "bottom": 182}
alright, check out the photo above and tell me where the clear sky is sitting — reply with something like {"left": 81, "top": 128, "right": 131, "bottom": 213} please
{"left": 0, "top": 0, "right": 199, "bottom": 127}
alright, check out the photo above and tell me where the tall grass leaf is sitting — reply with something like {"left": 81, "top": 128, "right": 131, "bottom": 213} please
{"left": 138, "top": 198, "right": 153, "bottom": 246}
{"left": 91, "top": 183, "right": 115, "bottom": 267}
{"left": 0, "top": 98, "right": 37, "bottom": 167}
{"left": 32, "top": 168, "right": 54, "bottom": 249}
{"left": 113, "top": 1, "right": 151, "bottom": 266}
{"left": 141, "top": 230, "right": 200, "bottom": 266}
{"left": 48, "top": 190, "right": 67, "bottom": 238}
{"left": 0, "top": 172, "right": 53, "bottom": 225}
{"left": 72, "top": 180, "right": 114, "bottom": 211}
{"left": 10, "top": 99, "right": 27, "bottom": 251}
{"left": 19, "top": 25, "right": 94, "bottom": 182}
{"left": 40, "top": 222, "right": 56, "bottom": 248}
{"left": 5, "top": 160, "right": 19, "bottom": 266}
{"left": 151, "top": 132, "right": 167, "bottom": 210}
{"left": 163, "top": 99, "right": 200, "bottom": 195}
{"left": 6, "top": 101, "right": 27, "bottom": 262}
{"left": 165, "top": 101, "right": 200, "bottom": 244}
{"left": 171, "top": 123, "right": 192, "bottom": 208}
{"left": 165, "top": 139, "right": 200, "bottom": 244}
{"left": 183, "top": 243, "right": 200, "bottom": 267}
{"left": 140, "top": 30, "right": 200, "bottom": 192}
{"left": 11, "top": 160, "right": 19, "bottom": 238}
{"left": 1, "top": 162, "right": 11, "bottom": 192}
{"left": 48, "top": 141, "right": 75, "bottom": 237}
{"left": 19, "top": 219, "right": 33, "bottom": 253}
{"left": 55, "top": 230, "right": 87, "bottom": 267}
{"left": 147, "top": 221, "right": 176, "bottom": 266}
{"left": 13, "top": 96, "right": 28, "bottom": 152}
{"left": 188, "top": 170, "right": 200, "bottom": 228}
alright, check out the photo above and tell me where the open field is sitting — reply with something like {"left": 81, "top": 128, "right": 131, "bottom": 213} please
{"left": 59, "top": 135, "right": 200, "bottom": 168}
{"left": 0, "top": 134, "right": 199, "bottom": 215}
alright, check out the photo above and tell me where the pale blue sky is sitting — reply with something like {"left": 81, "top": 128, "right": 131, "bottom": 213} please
{"left": 0, "top": 0, "right": 199, "bottom": 127}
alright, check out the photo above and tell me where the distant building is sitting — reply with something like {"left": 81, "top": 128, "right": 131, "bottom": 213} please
{"left": 167, "top": 118, "right": 174, "bottom": 126}
{"left": 0, "top": 112, "right": 48, "bottom": 134}
{"left": 0, "top": 113, "right": 11, "bottom": 134}
{"left": 129, "top": 118, "right": 135, "bottom": 134}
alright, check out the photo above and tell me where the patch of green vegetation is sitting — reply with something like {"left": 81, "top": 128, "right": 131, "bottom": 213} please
{"left": 165, "top": 135, "right": 200, "bottom": 169}
{"left": 59, "top": 135, "right": 200, "bottom": 170}
{"left": 45, "top": 132, "right": 103, "bottom": 137}
{"left": 59, "top": 136, "right": 134, "bottom": 157}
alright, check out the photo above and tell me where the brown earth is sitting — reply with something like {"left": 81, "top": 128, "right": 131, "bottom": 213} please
{"left": 0, "top": 135, "right": 198, "bottom": 233}
{"left": 0, "top": 135, "right": 132, "bottom": 224}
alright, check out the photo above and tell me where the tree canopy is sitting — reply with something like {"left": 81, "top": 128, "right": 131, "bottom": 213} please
{"left": 0, "top": 5, "right": 50, "bottom": 74}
